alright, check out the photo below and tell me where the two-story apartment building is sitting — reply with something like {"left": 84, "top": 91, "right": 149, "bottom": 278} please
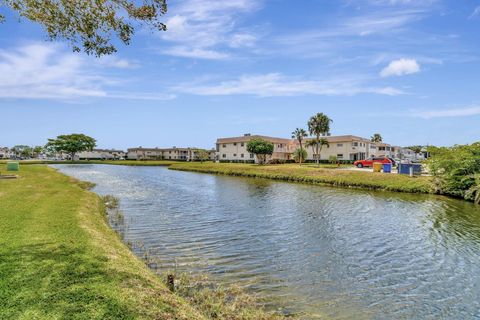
{"left": 76, "top": 149, "right": 126, "bottom": 160}
{"left": 302, "top": 135, "right": 373, "bottom": 161}
{"left": 216, "top": 134, "right": 295, "bottom": 163}
{"left": 127, "top": 147, "right": 215, "bottom": 161}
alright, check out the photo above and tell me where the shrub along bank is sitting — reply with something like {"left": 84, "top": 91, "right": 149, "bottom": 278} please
{"left": 169, "top": 162, "right": 434, "bottom": 194}
{"left": 427, "top": 143, "right": 480, "bottom": 203}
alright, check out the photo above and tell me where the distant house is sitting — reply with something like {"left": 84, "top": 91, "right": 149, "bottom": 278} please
{"left": 0, "top": 147, "right": 13, "bottom": 159}
{"left": 127, "top": 147, "right": 215, "bottom": 161}
{"left": 76, "top": 149, "right": 126, "bottom": 160}
{"left": 216, "top": 134, "right": 295, "bottom": 163}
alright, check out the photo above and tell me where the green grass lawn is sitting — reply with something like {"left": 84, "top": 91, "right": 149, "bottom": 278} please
{"left": 0, "top": 165, "right": 206, "bottom": 320}
{"left": 0, "top": 165, "right": 283, "bottom": 320}
{"left": 169, "top": 162, "right": 434, "bottom": 194}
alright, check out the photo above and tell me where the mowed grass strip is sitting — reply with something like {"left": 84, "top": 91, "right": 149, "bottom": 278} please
{"left": 169, "top": 163, "right": 434, "bottom": 194}
{"left": 0, "top": 165, "right": 205, "bottom": 320}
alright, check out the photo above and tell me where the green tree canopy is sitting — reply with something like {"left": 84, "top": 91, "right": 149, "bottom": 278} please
{"left": 1, "top": 0, "right": 167, "bottom": 56}
{"left": 12, "top": 145, "right": 31, "bottom": 158}
{"left": 370, "top": 133, "right": 383, "bottom": 142}
{"left": 246, "top": 138, "right": 274, "bottom": 165}
{"left": 194, "top": 149, "right": 210, "bottom": 163}
{"left": 427, "top": 143, "right": 480, "bottom": 204}
{"left": 307, "top": 113, "right": 332, "bottom": 166}
{"left": 293, "top": 148, "right": 307, "bottom": 164}
{"left": 45, "top": 134, "right": 96, "bottom": 160}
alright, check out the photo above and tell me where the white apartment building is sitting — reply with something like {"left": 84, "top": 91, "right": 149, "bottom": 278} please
{"left": 76, "top": 149, "right": 126, "bottom": 160}
{"left": 216, "top": 134, "right": 405, "bottom": 163}
{"left": 127, "top": 147, "right": 215, "bottom": 161}
{"left": 216, "top": 134, "right": 295, "bottom": 163}
{"left": 302, "top": 135, "right": 375, "bottom": 161}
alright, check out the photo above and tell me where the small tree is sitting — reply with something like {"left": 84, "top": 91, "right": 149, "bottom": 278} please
{"left": 293, "top": 148, "right": 307, "bottom": 164}
{"left": 12, "top": 145, "right": 31, "bottom": 158}
{"left": 195, "top": 149, "right": 210, "bottom": 163}
{"left": 308, "top": 113, "right": 332, "bottom": 166}
{"left": 246, "top": 138, "right": 274, "bottom": 165}
{"left": 292, "top": 128, "right": 308, "bottom": 164}
{"left": 32, "top": 146, "right": 44, "bottom": 158}
{"left": 46, "top": 134, "right": 96, "bottom": 161}
{"left": 306, "top": 138, "right": 329, "bottom": 164}
{"left": 371, "top": 133, "right": 383, "bottom": 143}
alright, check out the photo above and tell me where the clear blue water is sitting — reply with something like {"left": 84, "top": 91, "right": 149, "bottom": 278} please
{"left": 53, "top": 164, "right": 480, "bottom": 319}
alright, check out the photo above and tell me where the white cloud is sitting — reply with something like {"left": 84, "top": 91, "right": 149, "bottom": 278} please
{"left": 0, "top": 43, "right": 173, "bottom": 101}
{"left": 469, "top": 6, "right": 480, "bottom": 19}
{"left": 159, "top": 0, "right": 260, "bottom": 59}
{"left": 416, "top": 106, "right": 480, "bottom": 119}
{"left": 175, "top": 73, "right": 404, "bottom": 97}
{"left": 163, "top": 46, "right": 230, "bottom": 60}
{"left": 380, "top": 58, "right": 420, "bottom": 77}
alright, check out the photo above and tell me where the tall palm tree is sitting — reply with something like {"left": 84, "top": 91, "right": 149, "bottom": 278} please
{"left": 371, "top": 133, "right": 382, "bottom": 143}
{"left": 307, "top": 113, "right": 332, "bottom": 166}
{"left": 292, "top": 128, "right": 308, "bottom": 164}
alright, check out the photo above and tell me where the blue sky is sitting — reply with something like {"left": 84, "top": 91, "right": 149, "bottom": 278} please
{"left": 1, "top": 0, "right": 480, "bottom": 149}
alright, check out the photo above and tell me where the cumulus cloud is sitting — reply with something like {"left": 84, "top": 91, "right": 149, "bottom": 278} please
{"left": 0, "top": 43, "right": 173, "bottom": 101}
{"left": 175, "top": 73, "right": 404, "bottom": 97}
{"left": 380, "top": 58, "right": 420, "bottom": 77}
{"left": 416, "top": 106, "right": 480, "bottom": 119}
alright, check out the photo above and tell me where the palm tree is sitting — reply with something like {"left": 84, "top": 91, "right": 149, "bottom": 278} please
{"left": 292, "top": 128, "right": 308, "bottom": 164}
{"left": 307, "top": 113, "right": 332, "bottom": 166}
{"left": 371, "top": 133, "right": 382, "bottom": 143}
{"left": 305, "top": 138, "right": 329, "bottom": 165}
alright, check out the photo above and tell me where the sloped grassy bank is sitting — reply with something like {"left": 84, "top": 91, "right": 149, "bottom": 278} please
{"left": 169, "top": 163, "right": 434, "bottom": 194}
{"left": 0, "top": 165, "right": 282, "bottom": 319}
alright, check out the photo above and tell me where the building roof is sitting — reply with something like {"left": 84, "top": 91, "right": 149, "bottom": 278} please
{"left": 217, "top": 135, "right": 292, "bottom": 144}
{"left": 303, "top": 135, "right": 372, "bottom": 143}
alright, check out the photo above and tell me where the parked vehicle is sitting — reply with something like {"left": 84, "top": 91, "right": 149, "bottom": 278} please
{"left": 354, "top": 157, "right": 392, "bottom": 168}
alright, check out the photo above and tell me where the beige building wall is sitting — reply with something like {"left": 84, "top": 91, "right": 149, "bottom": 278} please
{"left": 301, "top": 136, "right": 372, "bottom": 161}
{"left": 216, "top": 134, "right": 294, "bottom": 163}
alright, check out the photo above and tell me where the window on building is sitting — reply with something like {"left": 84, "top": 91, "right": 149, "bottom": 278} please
{"left": 370, "top": 145, "right": 376, "bottom": 149}
{"left": 386, "top": 147, "right": 391, "bottom": 151}
{"left": 233, "top": 153, "right": 237, "bottom": 157}
{"left": 337, "top": 154, "right": 344, "bottom": 158}
{"left": 379, "top": 147, "right": 386, "bottom": 151}
{"left": 337, "top": 143, "right": 343, "bottom": 147}
{"left": 222, "top": 154, "right": 226, "bottom": 158}
{"left": 241, "top": 143, "right": 244, "bottom": 147}
{"left": 241, "top": 154, "right": 244, "bottom": 158}
{"left": 353, "top": 142, "right": 358, "bottom": 147}
{"left": 233, "top": 143, "right": 237, "bottom": 146}
{"left": 250, "top": 153, "right": 254, "bottom": 158}
{"left": 223, "top": 144, "right": 226, "bottom": 148}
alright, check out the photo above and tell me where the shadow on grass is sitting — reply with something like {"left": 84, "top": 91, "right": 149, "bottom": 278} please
{"left": 0, "top": 242, "right": 142, "bottom": 319}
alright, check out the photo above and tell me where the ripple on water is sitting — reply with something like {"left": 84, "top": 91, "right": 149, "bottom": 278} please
{"left": 52, "top": 164, "right": 480, "bottom": 320}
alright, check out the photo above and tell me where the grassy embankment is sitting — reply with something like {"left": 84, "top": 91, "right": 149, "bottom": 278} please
{"left": 0, "top": 165, "right": 281, "bottom": 319}
{"left": 169, "top": 162, "right": 434, "bottom": 194}
{"left": 0, "top": 159, "right": 179, "bottom": 167}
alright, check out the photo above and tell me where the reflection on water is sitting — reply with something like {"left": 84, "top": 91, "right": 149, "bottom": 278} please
{"left": 52, "top": 164, "right": 480, "bottom": 319}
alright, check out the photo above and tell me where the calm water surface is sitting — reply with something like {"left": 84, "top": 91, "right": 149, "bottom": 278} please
{"left": 52, "top": 164, "right": 480, "bottom": 319}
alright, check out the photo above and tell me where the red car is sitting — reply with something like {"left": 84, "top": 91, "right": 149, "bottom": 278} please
{"left": 354, "top": 157, "right": 392, "bottom": 168}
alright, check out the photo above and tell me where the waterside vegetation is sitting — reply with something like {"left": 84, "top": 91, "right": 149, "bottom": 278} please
{"left": 169, "top": 162, "right": 433, "bottom": 194}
